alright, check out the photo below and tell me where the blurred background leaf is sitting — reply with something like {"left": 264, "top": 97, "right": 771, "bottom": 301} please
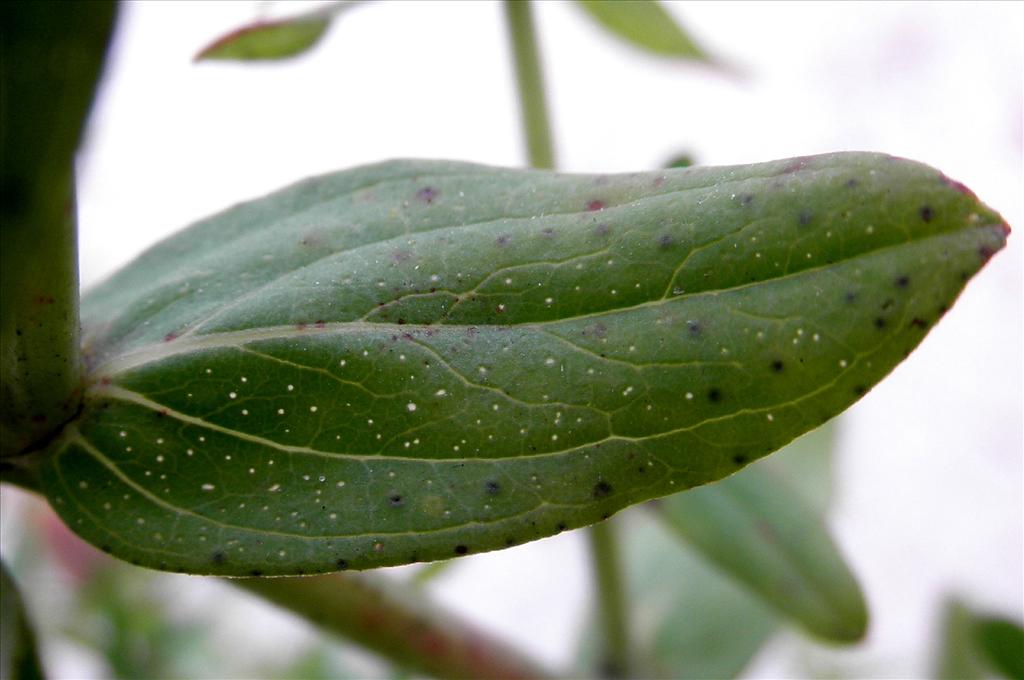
{"left": 574, "top": 0, "right": 713, "bottom": 62}
{"left": 576, "top": 507, "right": 778, "bottom": 679}
{"left": 575, "top": 423, "right": 846, "bottom": 678}
{"left": 195, "top": 2, "right": 362, "bottom": 62}
{"left": 974, "top": 615, "right": 1024, "bottom": 679}
{"left": 656, "top": 424, "right": 868, "bottom": 643}
{"left": 934, "top": 598, "right": 1024, "bottom": 680}
{"left": 1, "top": 560, "right": 44, "bottom": 680}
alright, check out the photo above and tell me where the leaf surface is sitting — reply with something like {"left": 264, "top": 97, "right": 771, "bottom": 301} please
{"left": 655, "top": 423, "right": 867, "bottom": 642}
{"left": 38, "top": 153, "right": 1008, "bottom": 575}
{"left": 575, "top": 0, "right": 711, "bottom": 61}
{"left": 195, "top": 3, "right": 360, "bottom": 62}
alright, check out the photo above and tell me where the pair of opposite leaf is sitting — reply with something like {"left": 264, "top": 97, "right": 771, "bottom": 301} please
{"left": 194, "top": 0, "right": 714, "bottom": 64}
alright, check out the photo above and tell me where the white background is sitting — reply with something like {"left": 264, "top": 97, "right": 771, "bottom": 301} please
{"left": 8, "top": 1, "right": 1024, "bottom": 678}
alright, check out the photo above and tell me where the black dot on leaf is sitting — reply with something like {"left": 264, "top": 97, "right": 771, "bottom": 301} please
{"left": 485, "top": 480, "right": 501, "bottom": 494}
{"left": 593, "top": 480, "right": 613, "bottom": 498}
{"left": 556, "top": 522, "right": 568, "bottom": 532}
{"left": 771, "top": 359, "right": 785, "bottom": 372}
{"left": 336, "top": 559, "right": 349, "bottom": 570}
{"left": 895, "top": 275, "right": 910, "bottom": 288}
{"left": 874, "top": 317, "right": 887, "bottom": 329}
{"left": 708, "top": 388, "right": 722, "bottom": 402}
{"left": 250, "top": 570, "right": 263, "bottom": 576}
{"left": 853, "top": 385, "right": 867, "bottom": 396}
{"left": 733, "top": 454, "right": 747, "bottom": 465}
{"left": 687, "top": 320, "right": 702, "bottom": 335}
{"left": 211, "top": 551, "right": 226, "bottom": 565}
{"left": 920, "top": 206, "right": 933, "bottom": 222}
{"left": 454, "top": 545, "right": 468, "bottom": 555}
{"left": 389, "top": 494, "right": 404, "bottom": 507}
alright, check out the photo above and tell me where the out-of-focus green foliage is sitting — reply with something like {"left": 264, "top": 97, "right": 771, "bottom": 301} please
{"left": 0, "top": 561, "right": 44, "bottom": 680}
{"left": 575, "top": 0, "right": 713, "bottom": 61}
{"left": 195, "top": 2, "right": 361, "bottom": 62}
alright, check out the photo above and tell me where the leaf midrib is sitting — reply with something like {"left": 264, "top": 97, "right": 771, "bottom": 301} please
{"left": 88, "top": 222, "right": 991, "bottom": 379}
{"left": 88, "top": 163, "right": 841, "bottom": 357}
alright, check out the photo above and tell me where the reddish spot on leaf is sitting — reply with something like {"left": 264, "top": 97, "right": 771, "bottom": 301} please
{"left": 315, "top": 320, "right": 326, "bottom": 328}
{"left": 940, "top": 174, "right": 977, "bottom": 200}
{"left": 163, "top": 332, "right": 178, "bottom": 342}
{"left": 586, "top": 200, "right": 605, "bottom": 211}
{"left": 416, "top": 187, "right": 439, "bottom": 204}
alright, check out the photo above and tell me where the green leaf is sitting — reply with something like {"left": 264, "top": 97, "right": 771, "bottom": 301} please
{"left": 194, "top": 2, "right": 360, "bottom": 62}
{"left": 655, "top": 423, "right": 867, "bottom": 642}
{"left": 578, "top": 508, "right": 778, "bottom": 678}
{"left": 36, "top": 152, "right": 1008, "bottom": 575}
{"left": 576, "top": 422, "right": 840, "bottom": 678}
{"left": 0, "top": 561, "right": 44, "bottom": 680}
{"left": 974, "top": 616, "right": 1024, "bottom": 679}
{"left": 575, "top": 0, "right": 712, "bottom": 61}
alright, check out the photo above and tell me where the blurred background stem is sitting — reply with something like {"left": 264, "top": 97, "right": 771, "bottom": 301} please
{"left": 587, "top": 520, "right": 633, "bottom": 678}
{"left": 504, "top": 0, "right": 555, "bottom": 169}
{"left": 505, "top": 1, "right": 632, "bottom": 675}
{"left": 236, "top": 572, "right": 550, "bottom": 680}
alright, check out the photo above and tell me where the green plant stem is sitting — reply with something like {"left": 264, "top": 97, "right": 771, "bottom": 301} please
{"left": 0, "top": 177, "right": 82, "bottom": 459}
{"left": 587, "top": 519, "right": 632, "bottom": 678}
{"left": 235, "top": 572, "right": 551, "bottom": 679}
{"left": 503, "top": 0, "right": 556, "bottom": 169}
{"left": 1, "top": 1, "right": 117, "bottom": 459}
